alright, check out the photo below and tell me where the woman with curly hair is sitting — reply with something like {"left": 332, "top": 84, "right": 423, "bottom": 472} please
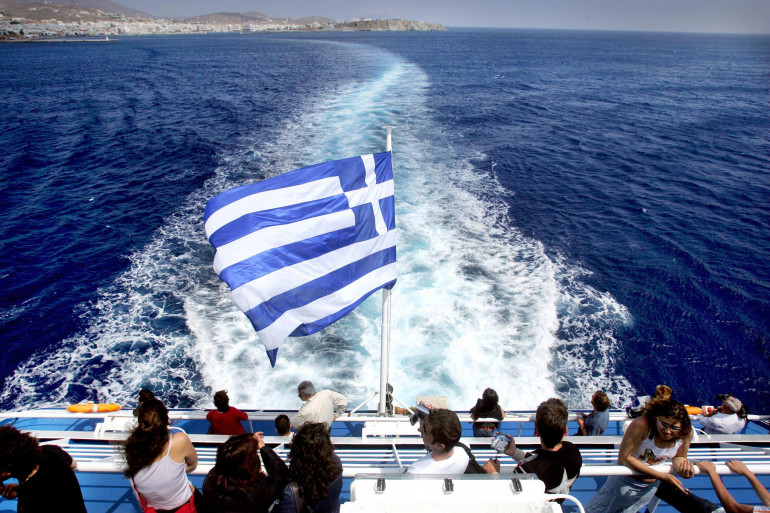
{"left": 280, "top": 422, "right": 342, "bottom": 513}
{"left": 469, "top": 387, "right": 506, "bottom": 437}
{"left": 122, "top": 398, "right": 206, "bottom": 512}
{"left": 0, "top": 425, "right": 87, "bottom": 512}
{"left": 586, "top": 399, "right": 696, "bottom": 512}
{"left": 203, "top": 432, "right": 289, "bottom": 512}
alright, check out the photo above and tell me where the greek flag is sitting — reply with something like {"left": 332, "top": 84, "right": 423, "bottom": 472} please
{"left": 204, "top": 152, "right": 397, "bottom": 366}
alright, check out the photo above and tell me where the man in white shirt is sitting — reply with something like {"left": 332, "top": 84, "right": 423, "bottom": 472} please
{"left": 406, "top": 408, "right": 469, "bottom": 474}
{"left": 290, "top": 381, "right": 347, "bottom": 430}
{"left": 700, "top": 397, "right": 747, "bottom": 435}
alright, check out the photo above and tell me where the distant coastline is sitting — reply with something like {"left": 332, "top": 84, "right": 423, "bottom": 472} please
{"left": 0, "top": 0, "right": 445, "bottom": 40}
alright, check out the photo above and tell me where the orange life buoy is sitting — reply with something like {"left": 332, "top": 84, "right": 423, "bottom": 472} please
{"left": 67, "top": 403, "right": 121, "bottom": 413}
{"left": 685, "top": 405, "right": 702, "bottom": 415}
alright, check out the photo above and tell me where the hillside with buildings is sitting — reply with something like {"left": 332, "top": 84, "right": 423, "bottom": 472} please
{"left": 0, "top": 0, "right": 445, "bottom": 39}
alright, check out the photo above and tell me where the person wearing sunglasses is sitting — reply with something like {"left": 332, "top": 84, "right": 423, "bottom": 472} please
{"left": 587, "top": 398, "right": 697, "bottom": 512}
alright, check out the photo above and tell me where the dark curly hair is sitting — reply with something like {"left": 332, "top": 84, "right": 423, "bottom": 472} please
{"left": 0, "top": 426, "right": 42, "bottom": 481}
{"left": 645, "top": 399, "right": 692, "bottom": 441}
{"left": 288, "top": 423, "right": 341, "bottom": 504}
{"left": 424, "top": 409, "right": 462, "bottom": 449}
{"left": 207, "top": 434, "right": 262, "bottom": 502}
{"left": 123, "top": 398, "right": 170, "bottom": 477}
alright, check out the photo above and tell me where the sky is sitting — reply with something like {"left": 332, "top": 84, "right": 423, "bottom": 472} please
{"left": 115, "top": 0, "right": 770, "bottom": 34}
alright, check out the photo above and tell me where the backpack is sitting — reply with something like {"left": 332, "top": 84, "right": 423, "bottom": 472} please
{"left": 457, "top": 442, "right": 486, "bottom": 474}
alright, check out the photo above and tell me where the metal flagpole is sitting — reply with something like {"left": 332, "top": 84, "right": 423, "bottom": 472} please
{"left": 378, "top": 126, "right": 394, "bottom": 416}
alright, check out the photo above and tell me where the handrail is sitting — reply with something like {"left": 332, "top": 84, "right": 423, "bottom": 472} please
{"left": 26, "top": 429, "right": 770, "bottom": 447}
{"left": 550, "top": 494, "right": 585, "bottom": 513}
{"left": 33, "top": 430, "right": 770, "bottom": 479}
{"left": 3, "top": 408, "right": 768, "bottom": 422}
{"left": 70, "top": 459, "right": 770, "bottom": 478}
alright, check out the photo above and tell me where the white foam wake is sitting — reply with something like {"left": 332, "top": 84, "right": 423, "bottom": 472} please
{"left": 1, "top": 40, "right": 635, "bottom": 412}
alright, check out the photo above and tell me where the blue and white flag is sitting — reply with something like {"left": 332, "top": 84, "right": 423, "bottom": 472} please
{"left": 204, "top": 152, "right": 397, "bottom": 366}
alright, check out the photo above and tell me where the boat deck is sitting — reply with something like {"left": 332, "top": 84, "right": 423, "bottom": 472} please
{"left": 1, "top": 408, "right": 769, "bottom": 512}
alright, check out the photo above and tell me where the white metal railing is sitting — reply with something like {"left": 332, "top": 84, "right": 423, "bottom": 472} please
{"left": 26, "top": 428, "right": 770, "bottom": 450}
{"left": 30, "top": 431, "right": 770, "bottom": 479}
{"left": 3, "top": 408, "right": 767, "bottom": 423}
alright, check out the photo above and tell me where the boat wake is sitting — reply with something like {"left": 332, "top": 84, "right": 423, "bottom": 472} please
{"left": 1, "top": 41, "right": 635, "bottom": 411}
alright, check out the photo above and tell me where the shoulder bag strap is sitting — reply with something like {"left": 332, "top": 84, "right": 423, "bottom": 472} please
{"left": 290, "top": 482, "right": 307, "bottom": 513}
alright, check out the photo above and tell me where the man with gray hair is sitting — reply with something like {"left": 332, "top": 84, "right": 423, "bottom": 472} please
{"left": 290, "top": 380, "right": 347, "bottom": 429}
{"left": 700, "top": 396, "right": 747, "bottom": 434}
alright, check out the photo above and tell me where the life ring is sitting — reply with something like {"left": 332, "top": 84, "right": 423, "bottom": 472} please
{"left": 67, "top": 402, "right": 121, "bottom": 413}
{"left": 685, "top": 405, "right": 702, "bottom": 415}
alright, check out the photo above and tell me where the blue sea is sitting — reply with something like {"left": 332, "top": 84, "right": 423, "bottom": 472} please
{"left": 1, "top": 29, "right": 768, "bottom": 414}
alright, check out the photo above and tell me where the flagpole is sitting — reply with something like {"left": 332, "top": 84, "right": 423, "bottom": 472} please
{"left": 378, "top": 127, "right": 394, "bottom": 416}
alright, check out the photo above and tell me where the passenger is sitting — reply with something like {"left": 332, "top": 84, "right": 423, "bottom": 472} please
{"left": 279, "top": 422, "right": 342, "bottom": 513}
{"left": 485, "top": 398, "right": 582, "bottom": 495}
{"left": 275, "top": 414, "right": 291, "bottom": 437}
{"left": 469, "top": 387, "right": 506, "bottom": 437}
{"left": 696, "top": 460, "right": 770, "bottom": 513}
{"left": 123, "top": 398, "right": 206, "bottom": 513}
{"left": 407, "top": 408, "right": 470, "bottom": 474}
{"left": 585, "top": 399, "right": 695, "bottom": 513}
{"left": 203, "top": 432, "right": 289, "bottom": 513}
{"left": 652, "top": 389, "right": 721, "bottom": 512}
{"left": 206, "top": 390, "right": 248, "bottom": 435}
{"left": 133, "top": 388, "right": 156, "bottom": 416}
{"left": 700, "top": 396, "right": 747, "bottom": 435}
{"left": 291, "top": 381, "right": 347, "bottom": 430}
{"left": 0, "top": 425, "right": 87, "bottom": 513}
{"left": 576, "top": 390, "right": 611, "bottom": 436}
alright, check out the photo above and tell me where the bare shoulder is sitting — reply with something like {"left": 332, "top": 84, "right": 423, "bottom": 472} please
{"left": 171, "top": 430, "right": 191, "bottom": 444}
{"left": 629, "top": 415, "right": 650, "bottom": 431}
{"left": 169, "top": 431, "right": 193, "bottom": 459}
{"left": 623, "top": 416, "right": 650, "bottom": 441}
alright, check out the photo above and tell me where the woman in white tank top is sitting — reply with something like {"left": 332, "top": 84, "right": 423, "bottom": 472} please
{"left": 122, "top": 398, "right": 202, "bottom": 512}
{"left": 586, "top": 398, "right": 695, "bottom": 513}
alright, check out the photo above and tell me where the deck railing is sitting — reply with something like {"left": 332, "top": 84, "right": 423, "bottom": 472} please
{"left": 25, "top": 429, "right": 770, "bottom": 479}
{"left": 4, "top": 407, "right": 769, "bottom": 480}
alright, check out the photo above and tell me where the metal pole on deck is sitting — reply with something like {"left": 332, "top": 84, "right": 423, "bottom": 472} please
{"left": 378, "top": 126, "right": 394, "bottom": 416}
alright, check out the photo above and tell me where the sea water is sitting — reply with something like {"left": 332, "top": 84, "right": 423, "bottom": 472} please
{"left": 0, "top": 30, "right": 768, "bottom": 412}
